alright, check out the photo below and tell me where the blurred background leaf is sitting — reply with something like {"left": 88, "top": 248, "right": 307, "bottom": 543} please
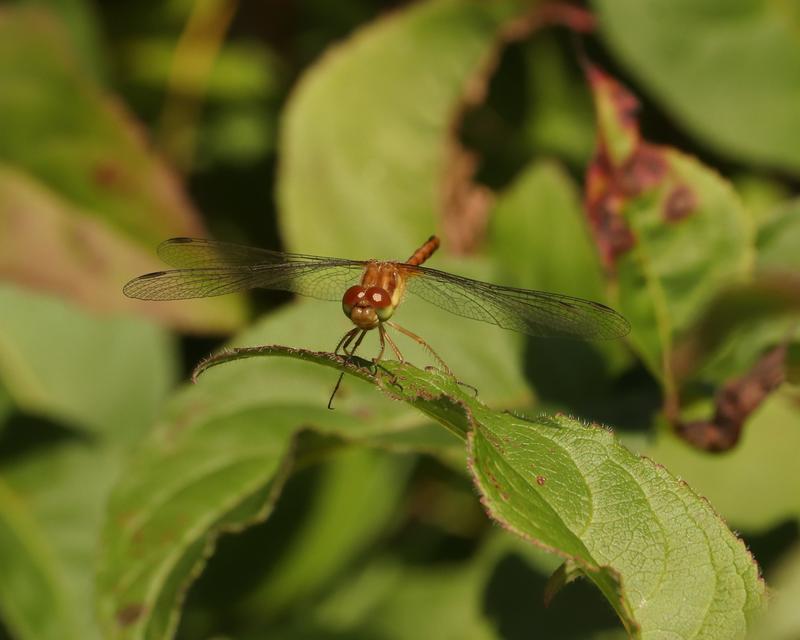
{"left": 0, "top": 4, "right": 246, "bottom": 331}
{"left": 0, "top": 0, "right": 798, "bottom": 638}
{"left": 594, "top": 0, "right": 800, "bottom": 173}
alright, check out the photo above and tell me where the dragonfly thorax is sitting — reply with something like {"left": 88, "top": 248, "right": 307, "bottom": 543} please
{"left": 342, "top": 285, "right": 395, "bottom": 329}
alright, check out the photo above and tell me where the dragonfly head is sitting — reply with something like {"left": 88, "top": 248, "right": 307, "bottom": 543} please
{"left": 342, "top": 285, "right": 395, "bottom": 329}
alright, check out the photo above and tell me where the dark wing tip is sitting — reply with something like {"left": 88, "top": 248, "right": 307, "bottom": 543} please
{"left": 157, "top": 237, "right": 196, "bottom": 251}
{"left": 122, "top": 272, "right": 167, "bottom": 299}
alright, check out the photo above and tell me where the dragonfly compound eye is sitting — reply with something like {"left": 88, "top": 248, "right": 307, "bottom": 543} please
{"left": 342, "top": 285, "right": 366, "bottom": 316}
{"left": 365, "top": 287, "right": 395, "bottom": 321}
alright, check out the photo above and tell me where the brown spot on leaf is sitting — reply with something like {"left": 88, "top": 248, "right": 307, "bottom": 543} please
{"left": 116, "top": 603, "right": 146, "bottom": 627}
{"left": 586, "top": 65, "right": 640, "bottom": 131}
{"left": 532, "top": 4, "right": 596, "bottom": 33}
{"left": 676, "top": 345, "right": 787, "bottom": 451}
{"left": 536, "top": 475, "right": 546, "bottom": 486}
{"left": 92, "top": 160, "right": 123, "bottom": 189}
{"left": 585, "top": 155, "right": 636, "bottom": 265}
{"left": 619, "top": 145, "right": 667, "bottom": 196}
{"left": 583, "top": 65, "right": 677, "bottom": 268}
{"left": 664, "top": 184, "right": 697, "bottom": 222}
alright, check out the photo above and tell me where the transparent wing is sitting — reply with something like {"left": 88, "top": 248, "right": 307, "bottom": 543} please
{"left": 124, "top": 239, "right": 365, "bottom": 301}
{"left": 403, "top": 265, "right": 630, "bottom": 340}
{"left": 156, "top": 237, "right": 344, "bottom": 268}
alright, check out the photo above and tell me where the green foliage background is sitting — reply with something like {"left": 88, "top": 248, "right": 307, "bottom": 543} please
{"left": 0, "top": 0, "right": 798, "bottom": 638}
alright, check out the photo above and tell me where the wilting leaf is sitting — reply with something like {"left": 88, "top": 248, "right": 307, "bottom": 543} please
{"left": 584, "top": 65, "right": 753, "bottom": 390}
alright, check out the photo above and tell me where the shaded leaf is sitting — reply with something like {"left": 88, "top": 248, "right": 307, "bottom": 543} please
{"left": 749, "top": 543, "right": 800, "bottom": 640}
{"left": 0, "top": 168, "right": 246, "bottom": 331}
{"left": 14, "top": 0, "right": 106, "bottom": 81}
{"left": 180, "top": 447, "right": 413, "bottom": 635}
{"left": 0, "top": 7, "right": 198, "bottom": 245}
{"left": 594, "top": 0, "right": 800, "bottom": 172}
{"left": 96, "top": 406, "right": 363, "bottom": 639}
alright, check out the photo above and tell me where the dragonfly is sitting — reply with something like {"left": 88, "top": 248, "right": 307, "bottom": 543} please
{"left": 124, "top": 236, "right": 630, "bottom": 405}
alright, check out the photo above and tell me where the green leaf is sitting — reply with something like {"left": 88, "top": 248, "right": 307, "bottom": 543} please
{"left": 278, "top": 0, "right": 527, "bottom": 256}
{"left": 0, "top": 476, "right": 81, "bottom": 640}
{"left": 0, "top": 284, "right": 176, "bottom": 439}
{"left": 594, "top": 0, "right": 800, "bottom": 172}
{"left": 488, "top": 160, "right": 632, "bottom": 417}
{"left": 208, "top": 529, "right": 622, "bottom": 639}
{"left": 168, "top": 287, "right": 532, "bottom": 436}
{"left": 99, "top": 346, "right": 765, "bottom": 637}
{"left": 490, "top": 161, "right": 606, "bottom": 302}
{"left": 389, "top": 359, "right": 765, "bottom": 637}
{"left": 96, "top": 406, "right": 364, "bottom": 639}
{"left": 757, "top": 198, "right": 800, "bottom": 273}
{"left": 0, "top": 7, "right": 197, "bottom": 245}
{"left": 0, "top": 439, "right": 122, "bottom": 640}
{"left": 12, "top": 0, "right": 106, "bottom": 81}
{"left": 585, "top": 66, "right": 754, "bottom": 389}
{"left": 0, "top": 6, "right": 246, "bottom": 331}
{"left": 179, "top": 447, "right": 413, "bottom": 635}
{"left": 233, "top": 447, "right": 411, "bottom": 618}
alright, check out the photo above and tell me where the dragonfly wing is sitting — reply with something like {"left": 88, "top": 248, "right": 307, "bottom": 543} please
{"left": 156, "top": 237, "right": 342, "bottom": 268}
{"left": 123, "top": 261, "right": 364, "bottom": 301}
{"left": 403, "top": 265, "right": 630, "bottom": 340}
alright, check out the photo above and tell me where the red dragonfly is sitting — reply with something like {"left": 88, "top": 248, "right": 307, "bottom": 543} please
{"left": 124, "top": 236, "right": 629, "bottom": 401}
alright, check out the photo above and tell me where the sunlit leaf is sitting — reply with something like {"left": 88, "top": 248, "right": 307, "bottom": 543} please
{"left": 98, "top": 347, "right": 765, "bottom": 638}
{"left": 488, "top": 160, "right": 634, "bottom": 419}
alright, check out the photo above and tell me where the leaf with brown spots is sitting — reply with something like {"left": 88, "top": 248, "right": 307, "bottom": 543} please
{"left": 584, "top": 64, "right": 754, "bottom": 395}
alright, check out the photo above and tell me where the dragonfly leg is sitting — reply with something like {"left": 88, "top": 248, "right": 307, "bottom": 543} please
{"left": 328, "top": 329, "right": 367, "bottom": 410}
{"left": 385, "top": 321, "right": 453, "bottom": 376}
{"left": 334, "top": 327, "right": 360, "bottom": 357}
{"left": 378, "top": 323, "right": 405, "bottom": 363}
